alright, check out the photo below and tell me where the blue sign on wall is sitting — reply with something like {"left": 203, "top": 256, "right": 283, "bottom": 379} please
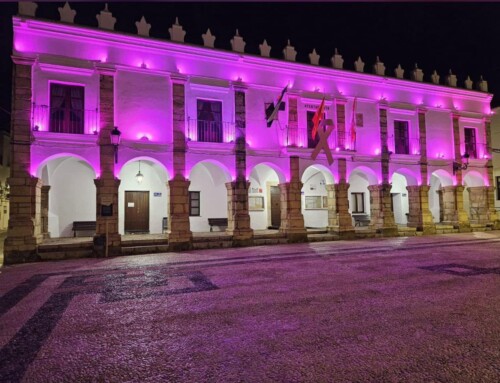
{"left": 153, "top": 192, "right": 162, "bottom": 197}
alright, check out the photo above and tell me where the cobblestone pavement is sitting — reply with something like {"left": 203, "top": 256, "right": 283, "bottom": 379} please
{"left": 0, "top": 232, "right": 499, "bottom": 383}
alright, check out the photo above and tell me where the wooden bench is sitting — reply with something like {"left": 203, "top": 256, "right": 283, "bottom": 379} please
{"left": 352, "top": 214, "right": 370, "bottom": 227}
{"left": 208, "top": 218, "right": 228, "bottom": 232}
{"left": 72, "top": 221, "right": 96, "bottom": 237}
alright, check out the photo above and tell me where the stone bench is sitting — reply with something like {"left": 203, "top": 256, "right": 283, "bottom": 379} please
{"left": 352, "top": 214, "right": 370, "bottom": 227}
{"left": 208, "top": 218, "right": 228, "bottom": 232}
{"left": 72, "top": 221, "right": 96, "bottom": 237}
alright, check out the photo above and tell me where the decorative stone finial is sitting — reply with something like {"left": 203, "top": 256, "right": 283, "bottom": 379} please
{"left": 309, "top": 49, "right": 320, "bottom": 65}
{"left": 331, "top": 48, "right": 344, "bottom": 69}
{"left": 446, "top": 69, "right": 457, "bottom": 87}
{"left": 19, "top": 2, "right": 37, "bottom": 17}
{"left": 283, "top": 39, "right": 297, "bottom": 62}
{"left": 259, "top": 39, "right": 271, "bottom": 57}
{"left": 202, "top": 28, "right": 216, "bottom": 48}
{"left": 135, "top": 16, "right": 151, "bottom": 37}
{"left": 394, "top": 64, "right": 404, "bottom": 79}
{"left": 96, "top": 3, "right": 116, "bottom": 31}
{"left": 477, "top": 76, "right": 488, "bottom": 92}
{"left": 464, "top": 76, "right": 473, "bottom": 90}
{"left": 373, "top": 56, "right": 385, "bottom": 76}
{"left": 58, "top": 2, "right": 76, "bottom": 23}
{"left": 354, "top": 57, "right": 365, "bottom": 72}
{"left": 431, "top": 70, "right": 440, "bottom": 84}
{"left": 230, "top": 29, "right": 246, "bottom": 53}
{"left": 411, "top": 63, "right": 424, "bottom": 82}
{"left": 169, "top": 17, "right": 186, "bottom": 42}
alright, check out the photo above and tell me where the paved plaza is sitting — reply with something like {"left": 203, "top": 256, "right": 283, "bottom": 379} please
{"left": 0, "top": 232, "right": 499, "bottom": 382}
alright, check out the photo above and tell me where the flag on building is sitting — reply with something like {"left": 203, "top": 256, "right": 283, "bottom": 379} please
{"left": 350, "top": 97, "right": 357, "bottom": 149}
{"left": 265, "top": 85, "right": 288, "bottom": 127}
{"left": 311, "top": 97, "right": 325, "bottom": 140}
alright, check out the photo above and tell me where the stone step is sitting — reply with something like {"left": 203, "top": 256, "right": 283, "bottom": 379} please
{"left": 39, "top": 249, "right": 94, "bottom": 261}
{"left": 121, "top": 245, "right": 170, "bottom": 256}
{"left": 253, "top": 238, "right": 288, "bottom": 246}
{"left": 121, "top": 239, "right": 169, "bottom": 247}
{"left": 192, "top": 240, "right": 233, "bottom": 250}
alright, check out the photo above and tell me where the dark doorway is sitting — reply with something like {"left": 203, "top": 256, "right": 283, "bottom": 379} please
{"left": 125, "top": 191, "right": 150, "bottom": 233}
{"left": 270, "top": 186, "right": 281, "bottom": 229}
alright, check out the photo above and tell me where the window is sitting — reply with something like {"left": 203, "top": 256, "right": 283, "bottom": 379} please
{"left": 352, "top": 192, "right": 365, "bottom": 213}
{"left": 464, "top": 128, "right": 477, "bottom": 159}
{"left": 189, "top": 191, "right": 200, "bottom": 216}
{"left": 306, "top": 111, "right": 321, "bottom": 149}
{"left": 197, "top": 99, "right": 222, "bottom": 143}
{"left": 49, "top": 83, "right": 84, "bottom": 134}
{"left": 496, "top": 176, "right": 500, "bottom": 200}
{"left": 394, "top": 121, "right": 409, "bottom": 154}
{"left": 304, "top": 196, "right": 328, "bottom": 209}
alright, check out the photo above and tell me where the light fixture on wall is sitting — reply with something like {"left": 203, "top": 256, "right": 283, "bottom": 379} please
{"left": 110, "top": 126, "right": 122, "bottom": 163}
{"left": 452, "top": 153, "right": 470, "bottom": 174}
{"left": 136, "top": 161, "right": 144, "bottom": 184}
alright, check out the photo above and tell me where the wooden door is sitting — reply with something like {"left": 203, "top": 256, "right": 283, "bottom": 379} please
{"left": 270, "top": 186, "right": 281, "bottom": 229}
{"left": 125, "top": 191, "right": 150, "bottom": 233}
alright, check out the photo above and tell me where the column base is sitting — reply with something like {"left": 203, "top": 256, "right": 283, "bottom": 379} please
{"left": 168, "top": 241, "right": 193, "bottom": 252}
{"left": 283, "top": 230, "right": 308, "bottom": 243}
{"left": 374, "top": 226, "right": 399, "bottom": 237}
{"left": 3, "top": 249, "right": 40, "bottom": 265}
{"left": 93, "top": 233, "right": 122, "bottom": 257}
{"left": 420, "top": 225, "right": 436, "bottom": 235}
{"left": 328, "top": 228, "right": 356, "bottom": 240}
{"left": 457, "top": 224, "right": 471, "bottom": 233}
{"left": 232, "top": 238, "right": 255, "bottom": 247}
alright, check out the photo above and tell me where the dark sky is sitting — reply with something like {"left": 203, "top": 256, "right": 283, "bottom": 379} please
{"left": 2, "top": 2, "right": 500, "bottom": 131}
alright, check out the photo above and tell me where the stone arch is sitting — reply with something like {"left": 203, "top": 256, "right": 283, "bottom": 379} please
{"left": 118, "top": 156, "right": 169, "bottom": 181}
{"left": 34, "top": 153, "right": 97, "bottom": 180}
{"left": 429, "top": 169, "right": 454, "bottom": 223}
{"left": 390, "top": 167, "right": 418, "bottom": 186}
{"left": 348, "top": 166, "right": 379, "bottom": 185}
{"left": 248, "top": 162, "right": 287, "bottom": 184}
{"left": 188, "top": 159, "right": 232, "bottom": 183}
{"left": 463, "top": 171, "right": 486, "bottom": 223}
{"left": 300, "top": 165, "right": 334, "bottom": 228}
{"left": 348, "top": 166, "right": 378, "bottom": 217}
{"left": 300, "top": 164, "right": 335, "bottom": 185}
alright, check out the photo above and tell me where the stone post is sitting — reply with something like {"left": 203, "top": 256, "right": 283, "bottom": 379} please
{"left": 406, "top": 185, "right": 436, "bottom": 234}
{"left": 451, "top": 114, "right": 464, "bottom": 185}
{"left": 279, "top": 156, "right": 307, "bottom": 242}
{"left": 4, "top": 59, "right": 43, "bottom": 264}
{"left": 168, "top": 75, "right": 193, "bottom": 250}
{"left": 287, "top": 94, "right": 298, "bottom": 147}
{"left": 440, "top": 185, "right": 470, "bottom": 231}
{"left": 326, "top": 183, "right": 355, "bottom": 238}
{"left": 417, "top": 108, "right": 429, "bottom": 185}
{"left": 94, "top": 67, "right": 121, "bottom": 256}
{"left": 379, "top": 102, "right": 390, "bottom": 184}
{"left": 368, "top": 184, "right": 398, "bottom": 236}
{"left": 41, "top": 185, "right": 50, "bottom": 239}
{"left": 226, "top": 85, "right": 253, "bottom": 245}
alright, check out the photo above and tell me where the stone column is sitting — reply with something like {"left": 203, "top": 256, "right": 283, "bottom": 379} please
{"left": 451, "top": 113, "right": 464, "bottom": 185}
{"left": 467, "top": 186, "right": 490, "bottom": 224}
{"left": 279, "top": 156, "right": 307, "bottom": 242}
{"left": 379, "top": 102, "right": 390, "bottom": 184}
{"left": 168, "top": 75, "right": 192, "bottom": 250}
{"left": 94, "top": 67, "right": 121, "bottom": 256}
{"left": 483, "top": 118, "right": 500, "bottom": 228}
{"left": 226, "top": 85, "right": 253, "bottom": 245}
{"left": 368, "top": 184, "right": 398, "bottom": 236}
{"left": 406, "top": 185, "right": 436, "bottom": 234}
{"left": 4, "top": 58, "right": 43, "bottom": 264}
{"left": 327, "top": 158, "right": 354, "bottom": 238}
{"left": 335, "top": 99, "right": 346, "bottom": 148}
{"left": 41, "top": 185, "right": 50, "bottom": 239}
{"left": 440, "top": 185, "right": 470, "bottom": 231}
{"left": 417, "top": 108, "right": 429, "bottom": 186}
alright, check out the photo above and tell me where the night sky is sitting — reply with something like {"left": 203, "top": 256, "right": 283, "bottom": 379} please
{"left": 2, "top": 2, "right": 500, "bottom": 132}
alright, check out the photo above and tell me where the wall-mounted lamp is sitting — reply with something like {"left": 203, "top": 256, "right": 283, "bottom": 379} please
{"left": 136, "top": 160, "right": 144, "bottom": 184}
{"left": 453, "top": 153, "right": 470, "bottom": 174}
{"left": 110, "top": 126, "right": 121, "bottom": 163}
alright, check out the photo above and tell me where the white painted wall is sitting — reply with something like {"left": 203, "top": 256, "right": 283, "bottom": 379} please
{"left": 390, "top": 173, "right": 409, "bottom": 224}
{"left": 47, "top": 157, "right": 96, "bottom": 237}
{"left": 189, "top": 162, "right": 228, "bottom": 232}
{"left": 348, "top": 172, "right": 371, "bottom": 219}
{"left": 118, "top": 160, "right": 168, "bottom": 234}
{"left": 429, "top": 174, "right": 441, "bottom": 223}
{"left": 249, "top": 165, "right": 279, "bottom": 230}
{"left": 301, "top": 168, "right": 328, "bottom": 228}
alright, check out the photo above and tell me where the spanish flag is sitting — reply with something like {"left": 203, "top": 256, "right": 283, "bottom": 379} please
{"left": 311, "top": 97, "right": 325, "bottom": 140}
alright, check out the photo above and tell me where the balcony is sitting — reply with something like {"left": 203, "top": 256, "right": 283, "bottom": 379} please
{"left": 286, "top": 126, "right": 357, "bottom": 151}
{"left": 32, "top": 104, "right": 99, "bottom": 135}
{"left": 187, "top": 118, "right": 235, "bottom": 143}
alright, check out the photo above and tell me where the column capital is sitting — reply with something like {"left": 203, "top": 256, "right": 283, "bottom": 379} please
{"left": 94, "top": 63, "right": 116, "bottom": 76}
{"left": 11, "top": 54, "right": 36, "bottom": 66}
{"left": 170, "top": 73, "right": 188, "bottom": 84}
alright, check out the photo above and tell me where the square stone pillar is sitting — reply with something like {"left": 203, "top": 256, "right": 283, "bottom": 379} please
{"left": 335, "top": 100, "right": 346, "bottom": 148}
{"left": 326, "top": 182, "right": 355, "bottom": 238}
{"left": 368, "top": 183, "right": 398, "bottom": 236}
{"left": 168, "top": 76, "right": 193, "bottom": 250}
{"left": 41, "top": 185, "right": 50, "bottom": 239}
{"left": 287, "top": 94, "right": 298, "bottom": 146}
{"left": 4, "top": 59, "right": 43, "bottom": 264}
{"left": 440, "top": 185, "right": 470, "bottom": 231}
{"left": 467, "top": 186, "right": 491, "bottom": 224}
{"left": 94, "top": 178, "right": 121, "bottom": 255}
{"left": 279, "top": 156, "right": 307, "bottom": 242}
{"left": 406, "top": 185, "right": 435, "bottom": 234}
{"left": 167, "top": 179, "right": 192, "bottom": 250}
{"left": 226, "top": 180, "right": 253, "bottom": 245}
{"left": 483, "top": 118, "right": 500, "bottom": 229}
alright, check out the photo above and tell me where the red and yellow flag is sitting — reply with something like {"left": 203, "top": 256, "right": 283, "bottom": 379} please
{"left": 311, "top": 97, "right": 325, "bottom": 140}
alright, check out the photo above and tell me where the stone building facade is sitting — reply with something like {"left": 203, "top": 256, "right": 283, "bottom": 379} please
{"left": 5, "top": 3, "right": 499, "bottom": 264}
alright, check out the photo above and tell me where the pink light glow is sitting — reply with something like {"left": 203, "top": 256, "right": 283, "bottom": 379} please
{"left": 335, "top": 147, "right": 340, "bottom": 152}
{"left": 136, "top": 133, "right": 153, "bottom": 141}
{"left": 374, "top": 148, "right": 381, "bottom": 155}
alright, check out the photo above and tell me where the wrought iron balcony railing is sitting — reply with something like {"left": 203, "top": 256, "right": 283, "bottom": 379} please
{"left": 187, "top": 118, "right": 235, "bottom": 143}
{"left": 32, "top": 104, "right": 99, "bottom": 135}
